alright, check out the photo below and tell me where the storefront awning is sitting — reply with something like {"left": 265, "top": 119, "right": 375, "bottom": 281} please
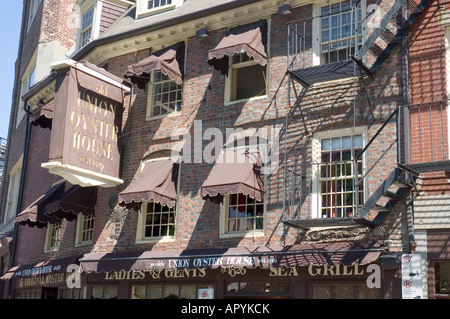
{"left": 124, "top": 42, "right": 185, "bottom": 90}
{"left": 201, "top": 148, "right": 264, "bottom": 201}
{"left": 79, "top": 241, "right": 385, "bottom": 273}
{"left": 15, "top": 182, "right": 65, "bottom": 228}
{"left": 1, "top": 257, "right": 78, "bottom": 282}
{"left": 207, "top": 20, "right": 267, "bottom": 76}
{"left": 44, "top": 185, "right": 98, "bottom": 221}
{"left": 30, "top": 100, "right": 54, "bottom": 129}
{"left": 118, "top": 159, "right": 179, "bottom": 209}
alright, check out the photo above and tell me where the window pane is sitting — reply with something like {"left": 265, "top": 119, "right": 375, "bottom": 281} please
{"left": 435, "top": 262, "right": 450, "bottom": 294}
{"left": 234, "top": 64, "right": 266, "bottom": 101}
{"left": 310, "top": 284, "right": 331, "bottom": 299}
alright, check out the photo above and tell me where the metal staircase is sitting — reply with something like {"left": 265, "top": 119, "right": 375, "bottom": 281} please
{"left": 281, "top": 0, "right": 432, "bottom": 230}
{"left": 355, "top": 0, "right": 431, "bottom": 73}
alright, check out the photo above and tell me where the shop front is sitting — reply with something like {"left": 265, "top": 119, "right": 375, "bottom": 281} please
{"left": 1, "top": 258, "right": 84, "bottom": 299}
{"left": 79, "top": 241, "right": 394, "bottom": 299}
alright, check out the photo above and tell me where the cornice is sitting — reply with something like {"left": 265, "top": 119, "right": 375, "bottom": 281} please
{"left": 83, "top": 0, "right": 310, "bottom": 65}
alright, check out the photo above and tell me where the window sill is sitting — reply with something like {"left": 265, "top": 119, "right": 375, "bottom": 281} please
{"left": 74, "top": 241, "right": 93, "bottom": 248}
{"left": 146, "top": 111, "right": 182, "bottom": 121}
{"left": 224, "top": 95, "right": 268, "bottom": 107}
{"left": 44, "top": 246, "right": 59, "bottom": 253}
{"left": 219, "top": 231, "right": 264, "bottom": 239}
{"left": 136, "top": 236, "right": 175, "bottom": 244}
{"left": 137, "top": 5, "right": 177, "bottom": 19}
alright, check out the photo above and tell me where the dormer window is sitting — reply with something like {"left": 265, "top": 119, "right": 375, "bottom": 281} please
{"left": 80, "top": 5, "right": 95, "bottom": 47}
{"left": 136, "top": 0, "right": 183, "bottom": 18}
{"left": 75, "top": 0, "right": 134, "bottom": 49}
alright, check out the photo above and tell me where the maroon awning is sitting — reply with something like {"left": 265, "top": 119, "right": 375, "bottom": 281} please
{"left": 124, "top": 42, "right": 185, "bottom": 90}
{"left": 79, "top": 241, "right": 385, "bottom": 273}
{"left": 30, "top": 100, "right": 54, "bottom": 129}
{"left": 44, "top": 185, "right": 97, "bottom": 221}
{"left": 201, "top": 148, "right": 264, "bottom": 201}
{"left": 207, "top": 20, "right": 267, "bottom": 75}
{"left": 118, "top": 159, "right": 179, "bottom": 209}
{"left": 15, "top": 182, "right": 65, "bottom": 228}
{"left": 1, "top": 257, "right": 78, "bottom": 281}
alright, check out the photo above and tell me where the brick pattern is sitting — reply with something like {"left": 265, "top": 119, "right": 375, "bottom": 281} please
{"left": 409, "top": 0, "right": 450, "bottom": 194}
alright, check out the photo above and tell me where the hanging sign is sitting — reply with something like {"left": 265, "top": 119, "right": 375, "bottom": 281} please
{"left": 42, "top": 60, "right": 130, "bottom": 188}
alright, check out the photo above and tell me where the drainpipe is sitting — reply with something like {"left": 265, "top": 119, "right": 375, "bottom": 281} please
{"left": 5, "top": 102, "right": 33, "bottom": 299}
{"left": 401, "top": 3, "right": 415, "bottom": 254}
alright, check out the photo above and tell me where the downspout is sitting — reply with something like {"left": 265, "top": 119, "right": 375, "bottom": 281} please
{"left": 5, "top": 103, "right": 33, "bottom": 299}
{"left": 401, "top": 3, "right": 415, "bottom": 254}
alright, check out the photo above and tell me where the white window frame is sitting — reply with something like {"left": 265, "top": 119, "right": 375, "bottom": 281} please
{"left": 4, "top": 155, "right": 23, "bottom": 224}
{"left": 74, "top": 214, "right": 95, "bottom": 246}
{"left": 135, "top": 157, "right": 178, "bottom": 244}
{"left": 136, "top": 0, "right": 182, "bottom": 18}
{"left": 17, "top": 58, "right": 37, "bottom": 128}
{"left": 218, "top": 142, "right": 267, "bottom": 239}
{"left": 146, "top": 70, "right": 184, "bottom": 120}
{"left": 224, "top": 53, "right": 268, "bottom": 104}
{"left": 75, "top": 0, "right": 102, "bottom": 50}
{"left": 44, "top": 222, "right": 61, "bottom": 252}
{"left": 311, "top": 127, "right": 368, "bottom": 219}
{"left": 312, "top": 0, "right": 366, "bottom": 66}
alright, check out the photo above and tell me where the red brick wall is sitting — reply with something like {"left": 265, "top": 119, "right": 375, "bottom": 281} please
{"left": 409, "top": 0, "right": 450, "bottom": 194}
{"left": 87, "top": 3, "right": 406, "bottom": 253}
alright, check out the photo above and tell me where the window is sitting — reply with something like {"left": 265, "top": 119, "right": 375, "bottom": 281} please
{"left": 80, "top": 6, "right": 95, "bottom": 47}
{"left": 319, "top": 0, "right": 363, "bottom": 64}
{"left": 227, "top": 53, "right": 267, "bottom": 103}
{"left": 16, "top": 289, "right": 42, "bottom": 299}
{"left": 137, "top": 201, "right": 176, "bottom": 242}
{"left": 90, "top": 285, "right": 118, "bottom": 299}
{"left": 75, "top": 214, "right": 95, "bottom": 245}
{"left": 59, "top": 287, "right": 86, "bottom": 299}
{"left": 4, "top": 156, "right": 23, "bottom": 224}
{"left": 310, "top": 282, "right": 379, "bottom": 299}
{"left": 147, "top": 70, "right": 183, "bottom": 118}
{"left": 147, "top": 0, "right": 172, "bottom": 10}
{"left": 44, "top": 222, "right": 61, "bottom": 251}
{"left": 226, "top": 281, "right": 291, "bottom": 297}
{"left": 224, "top": 193, "right": 264, "bottom": 233}
{"left": 136, "top": 0, "right": 182, "bottom": 18}
{"left": 27, "top": 0, "right": 42, "bottom": 31}
{"left": 435, "top": 261, "right": 450, "bottom": 296}
{"left": 132, "top": 284, "right": 214, "bottom": 299}
{"left": 313, "top": 128, "right": 366, "bottom": 219}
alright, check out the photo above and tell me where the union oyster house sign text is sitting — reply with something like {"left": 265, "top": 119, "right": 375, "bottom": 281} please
{"left": 42, "top": 60, "right": 131, "bottom": 188}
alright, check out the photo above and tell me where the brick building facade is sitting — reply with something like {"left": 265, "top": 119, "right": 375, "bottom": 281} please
{"left": 0, "top": 0, "right": 449, "bottom": 300}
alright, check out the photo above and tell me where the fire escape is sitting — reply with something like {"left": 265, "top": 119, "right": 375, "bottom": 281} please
{"left": 281, "top": 0, "right": 438, "bottom": 231}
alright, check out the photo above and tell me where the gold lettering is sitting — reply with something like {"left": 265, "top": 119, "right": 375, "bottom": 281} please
{"left": 354, "top": 263, "right": 364, "bottom": 276}
{"left": 342, "top": 265, "right": 353, "bottom": 275}
{"left": 308, "top": 263, "right": 321, "bottom": 276}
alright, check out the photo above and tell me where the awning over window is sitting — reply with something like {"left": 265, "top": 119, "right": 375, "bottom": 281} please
{"left": 15, "top": 182, "right": 65, "bottom": 228}
{"left": 118, "top": 159, "right": 179, "bottom": 209}
{"left": 124, "top": 42, "right": 185, "bottom": 90}
{"left": 201, "top": 148, "right": 264, "bottom": 201}
{"left": 44, "top": 185, "right": 98, "bottom": 222}
{"left": 79, "top": 241, "right": 385, "bottom": 273}
{"left": 30, "top": 100, "right": 54, "bottom": 129}
{"left": 207, "top": 20, "right": 267, "bottom": 76}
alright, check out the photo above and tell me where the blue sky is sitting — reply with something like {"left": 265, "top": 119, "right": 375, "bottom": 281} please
{"left": 0, "top": 4, "right": 23, "bottom": 139}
